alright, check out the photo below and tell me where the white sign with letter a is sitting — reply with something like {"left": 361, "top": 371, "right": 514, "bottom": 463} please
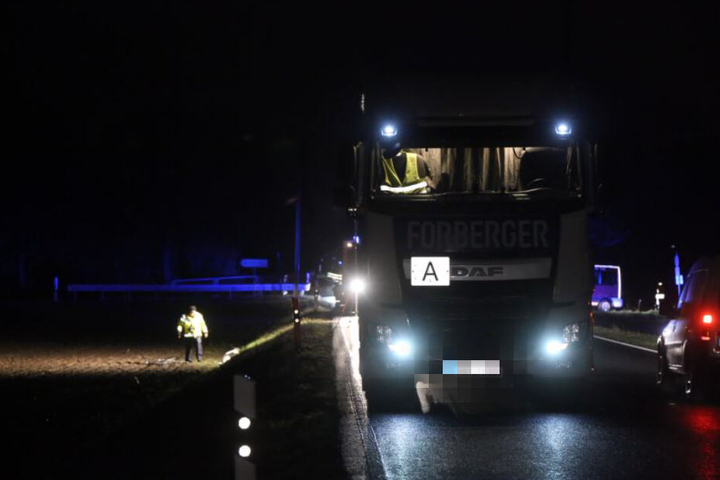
{"left": 411, "top": 257, "right": 450, "bottom": 286}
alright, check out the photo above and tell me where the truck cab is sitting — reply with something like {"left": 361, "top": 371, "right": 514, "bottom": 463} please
{"left": 339, "top": 77, "right": 599, "bottom": 405}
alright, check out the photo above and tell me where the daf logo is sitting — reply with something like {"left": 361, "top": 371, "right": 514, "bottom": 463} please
{"left": 452, "top": 266, "right": 504, "bottom": 278}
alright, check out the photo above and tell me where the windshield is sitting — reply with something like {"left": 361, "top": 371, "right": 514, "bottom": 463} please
{"left": 372, "top": 144, "right": 581, "bottom": 197}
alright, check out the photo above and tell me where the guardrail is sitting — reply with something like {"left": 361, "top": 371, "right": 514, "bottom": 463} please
{"left": 170, "top": 276, "right": 258, "bottom": 285}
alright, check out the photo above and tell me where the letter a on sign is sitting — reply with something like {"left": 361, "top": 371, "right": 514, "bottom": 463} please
{"left": 411, "top": 257, "right": 450, "bottom": 286}
{"left": 423, "top": 262, "right": 438, "bottom": 282}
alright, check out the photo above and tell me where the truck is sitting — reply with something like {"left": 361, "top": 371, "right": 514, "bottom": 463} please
{"left": 592, "top": 264, "right": 623, "bottom": 311}
{"left": 337, "top": 75, "right": 600, "bottom": 408}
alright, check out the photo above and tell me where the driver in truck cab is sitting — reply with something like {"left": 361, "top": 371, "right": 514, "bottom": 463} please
{"left": 380, "top": 147, "right": 434, "bottom": 194}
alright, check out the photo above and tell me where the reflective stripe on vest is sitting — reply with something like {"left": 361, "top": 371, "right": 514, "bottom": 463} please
{"left": 380, "top": 181, "right": 428, "bottom": 193}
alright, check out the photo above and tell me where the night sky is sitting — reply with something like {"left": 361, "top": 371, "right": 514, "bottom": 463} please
{"left": 5, "top": 2, "right": 719, "bottom": 305}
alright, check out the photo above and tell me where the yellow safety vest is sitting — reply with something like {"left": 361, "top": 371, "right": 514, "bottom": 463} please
{"left": 381, "top": 152, "right": 427, "bottom": 194}
{"left": 177, "top": 316, "right": 194, "bottom": 338}
{"left": 177, "top": 314, "right": 208, "bottom": 338}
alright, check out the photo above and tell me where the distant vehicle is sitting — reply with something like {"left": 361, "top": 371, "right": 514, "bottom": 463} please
{"left": 592, "top": 265, "right": 623, "bottom": 312}
{"left": 657, "top": 255, "right": 720, "bottom": 399}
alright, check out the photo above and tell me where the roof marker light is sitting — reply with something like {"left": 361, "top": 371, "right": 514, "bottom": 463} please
{"left": 381, "top": 124, "right": 398, "bottom": 137}
{"left": 555, "top": 122, "right": 572, "bottom": 136}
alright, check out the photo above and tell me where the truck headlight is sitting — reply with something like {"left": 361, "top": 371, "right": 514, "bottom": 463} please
{"left": 373, "top": 325, "right": 412, "bottom": 357}
{"left": 388, "top": 340, "right": 412, "bottom": 357}
{"left": 546, "top": 340, "right": 568, "bottom": 355}
{"left": 349, "top": 277, "right": 366, "bottom": 294}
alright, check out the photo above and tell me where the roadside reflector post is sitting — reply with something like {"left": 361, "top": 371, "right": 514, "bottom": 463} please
{"left": 292, "top": 296, "right": 302, "bottom": 350}
{"left": 234, "top": 375, "right": 256, "bottom": 480}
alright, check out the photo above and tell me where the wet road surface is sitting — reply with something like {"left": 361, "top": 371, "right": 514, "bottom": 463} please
{"left": 335, "top": 317, "right": 720, "bottom": 480}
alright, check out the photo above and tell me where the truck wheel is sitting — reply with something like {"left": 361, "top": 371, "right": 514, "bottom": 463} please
{"left": 597, "top": 299, "right": 612, "bottom": 312}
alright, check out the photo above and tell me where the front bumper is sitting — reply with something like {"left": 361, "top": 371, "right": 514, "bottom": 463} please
{"left": 361, "top": 334, "right": 593, "bottom": 384}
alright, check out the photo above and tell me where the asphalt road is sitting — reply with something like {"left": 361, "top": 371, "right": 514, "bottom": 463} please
{"left": 335, "top": 318, "right": 720, "bottom": 480}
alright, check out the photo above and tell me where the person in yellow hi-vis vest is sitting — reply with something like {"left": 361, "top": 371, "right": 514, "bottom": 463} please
{"left": 381, "top": 148, "right": 434, "bottom": 194}
{"left": 177, "top": 305, "right": 209, "bottom": 362}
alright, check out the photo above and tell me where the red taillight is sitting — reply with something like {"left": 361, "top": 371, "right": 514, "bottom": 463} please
{"left": 702, "top": 314, "right": 713, "bottom": 325}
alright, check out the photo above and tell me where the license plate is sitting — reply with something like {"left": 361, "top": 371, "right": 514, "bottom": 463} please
{"left": 442, "top": 360, "right": 501, "bottom": 375}
{"left": 411, "top": 257, "right": 450, "bottom": 286}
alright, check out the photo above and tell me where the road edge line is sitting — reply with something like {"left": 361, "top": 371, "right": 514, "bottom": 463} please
{"left": 335, "top": 319, "right": 387, "bottom": 480}
{"left": 594, "top": 335, "right": 656, "bottom": 354}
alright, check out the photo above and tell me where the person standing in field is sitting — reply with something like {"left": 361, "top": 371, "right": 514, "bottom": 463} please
{"left": 177, "top": 305, "right": 209, "bottom": 362}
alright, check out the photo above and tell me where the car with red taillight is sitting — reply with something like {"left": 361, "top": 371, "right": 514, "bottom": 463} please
{"left": 657, "top": 255, "right": 720, "bottom": 399}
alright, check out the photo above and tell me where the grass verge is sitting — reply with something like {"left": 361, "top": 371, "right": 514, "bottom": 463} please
{"left": 1, "top": 296, "right": 316, "bottom": 479}
{"left": 243, "top": 318, "right": 346, "bottom": 479}
{"left": 76, "top": 316, "right": 346, "bottom": 480}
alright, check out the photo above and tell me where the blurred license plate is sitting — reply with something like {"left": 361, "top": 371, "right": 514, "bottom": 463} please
{"left": 442, "top": 360, "right": 501, "bottom": 375}
{"left": 411, "top": 257, "right": 450, "bottom": 286}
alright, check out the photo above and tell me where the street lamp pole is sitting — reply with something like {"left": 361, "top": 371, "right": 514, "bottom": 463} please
{"left": 294, "top": 195, "right": 301, "bottom": 298}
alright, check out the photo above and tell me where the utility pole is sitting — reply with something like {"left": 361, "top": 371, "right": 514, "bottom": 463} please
{"left": 293, "top": 194, "right": 301, "bottom": 298}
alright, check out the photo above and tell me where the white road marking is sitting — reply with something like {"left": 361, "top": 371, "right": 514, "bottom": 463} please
{"left": 594, "top": 335, "right": 656, "bottom": 354}
{"left": 335, "top": 316, "right": 387, "bottom": 480}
